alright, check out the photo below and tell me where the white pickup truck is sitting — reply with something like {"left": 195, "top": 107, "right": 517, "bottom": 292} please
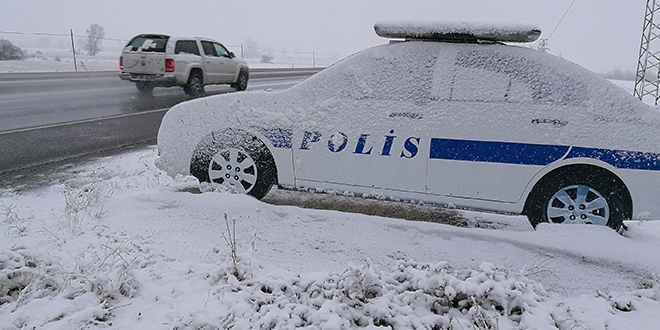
{"left": 119, "top": 34, "right": 249, "bottom": 97}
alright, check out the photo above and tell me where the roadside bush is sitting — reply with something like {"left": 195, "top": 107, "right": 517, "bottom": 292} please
{"left": 261, "top": 54, "right": 274, "bottom": 63}
{"left": 0, "top": 39, "right": 26, "bottom": 60}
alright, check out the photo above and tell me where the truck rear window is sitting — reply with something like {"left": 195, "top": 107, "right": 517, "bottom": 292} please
{"left": 126, "top": 36, "right": 169, "bottom": 52}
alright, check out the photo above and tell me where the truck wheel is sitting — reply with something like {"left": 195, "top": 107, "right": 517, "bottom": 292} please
{"left": 184, "top": 72, "right": 205, "bottom": 98}
{"left": 231, "top": 70, "right": 249, "bottom": 91}
{"left": 135, "top": 81, "right": 154, "bottom": 93}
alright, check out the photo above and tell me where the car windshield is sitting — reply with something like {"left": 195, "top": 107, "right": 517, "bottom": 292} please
{"left": 126, "top": 36, "right": 169, "bottom": 52}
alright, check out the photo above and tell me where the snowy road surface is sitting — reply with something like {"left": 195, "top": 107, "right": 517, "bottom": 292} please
{"left": 0, "top": 70, "right": 314, "bottom": 132}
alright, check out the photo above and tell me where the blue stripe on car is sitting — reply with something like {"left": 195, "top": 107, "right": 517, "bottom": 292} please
{"left": 566, "top": 147, "right": 660, "bottom": 171}
{"left": 254, "top": 128, "right": 293, "bottom": 149}
{"left": 429, "top": 138, "right": 569, "bottom": 166}
{"left": 430, "top": 138, "right": 660, "bottom": 171}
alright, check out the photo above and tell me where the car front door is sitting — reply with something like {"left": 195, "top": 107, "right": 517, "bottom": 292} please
{"left": 291, "top": 45, "right": 437, "bottom": 196}
{"left": 212, "top": 43, "right": 239, "bottom": 83}
{"left": 200, "top": 41, "right": 223, "bottom": 84}
{"left": 292, "top": 103, "right": 430, "bottom": 195}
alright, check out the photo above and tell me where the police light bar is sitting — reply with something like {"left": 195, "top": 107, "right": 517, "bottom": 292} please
{"left": 374, "top": 20, "right": 542, "bottom": 43}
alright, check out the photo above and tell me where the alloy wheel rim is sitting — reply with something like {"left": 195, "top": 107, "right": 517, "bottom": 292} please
{"left": 546, "top": 184, "right": 609, "bottom": 225}
{"left": 208, "top": 148, "right": 257, "bottom": 193}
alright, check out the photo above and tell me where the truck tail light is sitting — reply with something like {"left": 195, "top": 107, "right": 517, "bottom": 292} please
{"left": 119, "top": 56, "right": 123, "bottom": 70}
{"left": 165, "top": 59, "right": 174, "bottom": 72}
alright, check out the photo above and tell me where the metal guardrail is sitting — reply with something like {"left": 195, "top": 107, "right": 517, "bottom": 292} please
{"left": 0, "top": 67, "right": 325, "bottom": 81}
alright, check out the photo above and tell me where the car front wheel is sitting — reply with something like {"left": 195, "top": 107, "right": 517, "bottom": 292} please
{"left": 231, "top": 70, "right": 249, "bottom": 91}
{"left": 526, "top": 171, "right": 626, "bottom": 231}
{"left": 190, "top": 131, "right": 277, "bottom": 199}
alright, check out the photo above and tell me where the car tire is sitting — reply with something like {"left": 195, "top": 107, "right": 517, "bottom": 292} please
{"left": 135, "top": 81, "right": 155, "bottom": 93}
{"left": 184, "top": 72, "right": 205, "bottom": 98}
{"left": 231, "top": 69, "right": 249, "bottom": 91}
{"left": 526, "top": 171, "right": 625, "bottom": 231}
{"left": 190, "top": 130, "right": 277, "bottom": 200}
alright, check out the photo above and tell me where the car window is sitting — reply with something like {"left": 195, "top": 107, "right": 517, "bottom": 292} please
{"left": 201, "top": 41, "right": 217, "bottom": 56}
{"left": 213, "top": 43, "right": 230, "bottom": 57}
{"left": 175, "top": 40, "right": 200, "bottom": 55}
{"left": 451, "top": 49, "right": 588, "bottom": 105}
{"left": 126, "top": 36, "right": 168, "bottom": 52}
{"left": 322, "top": 44, "right": 436, "bottom": 105}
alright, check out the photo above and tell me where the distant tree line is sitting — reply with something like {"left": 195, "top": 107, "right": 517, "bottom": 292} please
{"left": 1, "top": 23, "right": 107, "bottom": 60}
{"left": 599, "top": 68, "right": 636, "bottom": 81}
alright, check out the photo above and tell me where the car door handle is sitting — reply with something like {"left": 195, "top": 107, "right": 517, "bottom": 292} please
{"left": 389, "top": 112, "right": 423, "bottom": 119}
{"left": 531, "top": 118, "right": 567, "bottom": 127}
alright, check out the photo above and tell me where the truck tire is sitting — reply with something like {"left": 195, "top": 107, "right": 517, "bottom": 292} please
{"left": 231, "top": 69, "right": 249, "bottom": 91}
{"left": 184, "top": 72, "right": 205, "bottom": 98}
{"left": 135, "top": 81, "right": 155, "bottom": 93}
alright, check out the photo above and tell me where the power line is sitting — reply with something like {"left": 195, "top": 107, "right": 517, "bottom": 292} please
{"left": 0, "top": 30, "right": 125, "bottom": 42}
{"left": 548, "top": 0, "right": 577, "bottom": 40}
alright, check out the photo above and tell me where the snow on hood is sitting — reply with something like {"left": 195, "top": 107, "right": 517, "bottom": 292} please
{"left": 374, "top": 19, "right": 542, "bottom": 43}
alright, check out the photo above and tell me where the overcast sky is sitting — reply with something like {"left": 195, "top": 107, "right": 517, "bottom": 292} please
{"left": 0, "top": 0, "right": 646, "bottom": 73}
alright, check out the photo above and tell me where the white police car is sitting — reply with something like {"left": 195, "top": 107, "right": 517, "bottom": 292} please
{"left": 156, "top": 20, "right": 660, "bottom": 231}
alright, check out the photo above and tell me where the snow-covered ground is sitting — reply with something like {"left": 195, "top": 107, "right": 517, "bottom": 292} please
{"left": 1, "top": 145, "right": 659, "bottom": 329}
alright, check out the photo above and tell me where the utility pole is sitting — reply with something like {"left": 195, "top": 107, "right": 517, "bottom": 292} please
{"left": 634, "top": 0, "right": 660, "bottom": 105}
{"left": 70, "top": 29, "right": 78, "bottom": 72}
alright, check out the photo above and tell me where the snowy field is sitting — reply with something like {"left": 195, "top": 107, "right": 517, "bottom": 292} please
{"left": 1, "top": 145, "right": 660, "bottom": 329}
{"left": 0, "top": 47, "right": 331, "bottom": 73}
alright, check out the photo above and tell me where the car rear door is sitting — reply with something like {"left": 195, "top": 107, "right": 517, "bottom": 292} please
{"left": 174, "top": 40, "right": 202, "bottom": 77}
{"left": 424, "top": 45, "right": 577, "bottom": 203}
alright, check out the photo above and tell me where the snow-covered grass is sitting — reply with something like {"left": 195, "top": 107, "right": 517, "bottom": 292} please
{"left": 1, "top": 146, "right": 660, "bottom": 329}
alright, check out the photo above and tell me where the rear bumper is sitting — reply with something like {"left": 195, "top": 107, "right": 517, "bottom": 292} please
{"left": 119, "top": 72, "right": 178, "bottom": 86}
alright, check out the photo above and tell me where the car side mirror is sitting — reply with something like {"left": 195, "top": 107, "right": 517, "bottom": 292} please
{"left": 228, "top": 52, "right": 235, "bottom": 59}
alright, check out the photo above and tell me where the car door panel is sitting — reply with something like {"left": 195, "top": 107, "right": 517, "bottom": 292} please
{"left": 212, "top": 43, "right": 239, "bottom": 83}
{"left": 292, "top": 102, "right": 428, "bottom": 193}
{"left": 200, "top": 41, "right": 222, "bottom": 84}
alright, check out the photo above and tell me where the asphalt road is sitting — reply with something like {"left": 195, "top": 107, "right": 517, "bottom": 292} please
{"left": 0, "top": 69, "right": 320, "bottom": 175}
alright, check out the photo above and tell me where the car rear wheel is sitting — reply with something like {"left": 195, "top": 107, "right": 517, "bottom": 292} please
{"left": 184, "top": 72, "right": 205, "bottom": 98}
{"left": 190, "top": 131, "right": 277, "bottom": 199}
{"left": 231, "top": 69, "right": 249, "bottom": 91}
{"left": 135, "top": 81, "right": 155, "bottom": 93}
{"left": 525, "top": 171, "right": 625, "bottom": 231}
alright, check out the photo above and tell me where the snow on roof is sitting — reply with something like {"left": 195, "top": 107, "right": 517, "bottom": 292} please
{"left": 374, "top": 20, "right": 542, "bottom": 43}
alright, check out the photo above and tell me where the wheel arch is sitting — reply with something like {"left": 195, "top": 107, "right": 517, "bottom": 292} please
{"left": 238, "top": 66, "right": 249, "bottom": 78}
{"left": 190, "top": 128, "right": 279, "bottom": 187}
{"left": 522, "top": 163, "right": 633, "bottom": 220}
{"left": 188, "top": 67, "right": 204, "bottom": 83}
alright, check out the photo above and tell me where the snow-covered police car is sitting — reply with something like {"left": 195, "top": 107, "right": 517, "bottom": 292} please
{"left": 156, "top": 20, "right": 660, "bottom": 231}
